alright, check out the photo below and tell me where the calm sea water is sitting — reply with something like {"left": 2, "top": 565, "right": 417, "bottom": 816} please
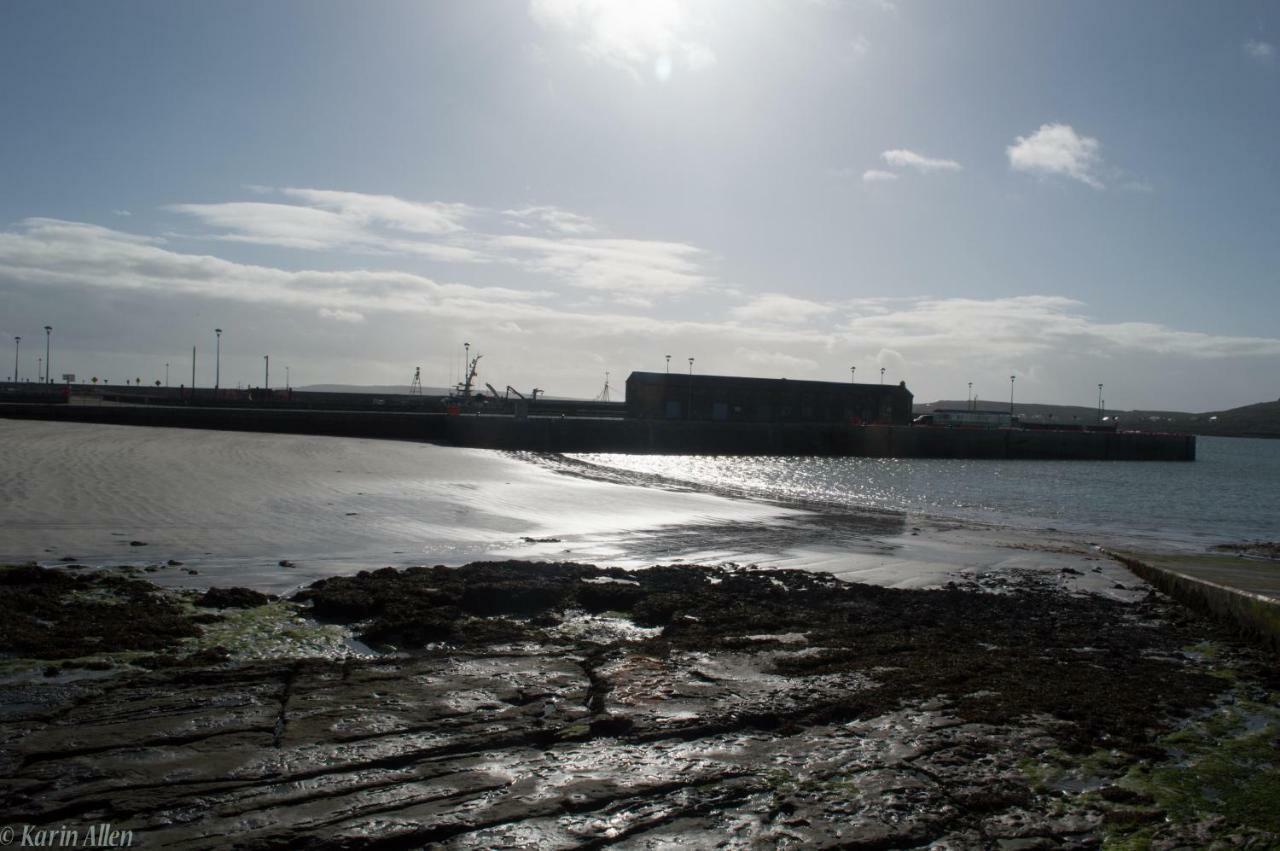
{"left": 568, "top": 436, "right": 1280, "bottom": 549}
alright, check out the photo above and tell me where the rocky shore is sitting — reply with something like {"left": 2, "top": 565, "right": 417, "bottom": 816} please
{"left": 1, "top": 559, "right": 1278, "bottom": 849}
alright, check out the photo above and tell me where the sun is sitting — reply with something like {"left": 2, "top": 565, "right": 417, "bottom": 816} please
{"left": 532, "top": 0, "right": 714, "bottom": 80}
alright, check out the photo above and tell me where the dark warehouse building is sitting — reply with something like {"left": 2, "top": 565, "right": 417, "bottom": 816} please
{"left": 625, "top": 372, "right": 914, "bottom": 425}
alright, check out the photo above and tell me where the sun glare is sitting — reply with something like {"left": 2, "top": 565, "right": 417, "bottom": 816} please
{"left": 532, "top": 0, "right": 714, "bottom": 79}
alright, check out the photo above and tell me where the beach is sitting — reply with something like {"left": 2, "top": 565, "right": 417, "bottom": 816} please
{"left": 1, "top": 420, "right": 1278, "bottom": 848}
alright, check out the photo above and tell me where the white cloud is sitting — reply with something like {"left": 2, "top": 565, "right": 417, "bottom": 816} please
{"left": 881, "top": 149, "right": 962, "bottom": 173}
{"left": 169, "top": 190, "right": 482, "bottom": 263}
{"left": 168, "top": 188, "right": 714, "bottom": 298}
{"left": 280, "top": 188, "right": 473, "bottom": 235}
{"left": 731, "top": 293, "right": 832, "bottom": 324}
{"left": 169, "top": 202, "right": 372, "bottom": 252}
{"left": 318, "top": 308, "right": 365, "bottom": 323}
{"left": 111, "top": 209, "right": 131, "bottom": 217}
{"left": 0, "top": 218, "right": 545, "bottom": 320}
{"left": 503, "top": 205, "right": 598, "bottom": 235}
{"left": 861, "top": 169, "right": 899, "bottom": 183}
{"left": 1007, "top": 123, "right": 1105, "bottom": 188}
{"left": 1244, "top": 39, "right": 1275, "bottom": 61}
{"left": 529, "top": 0, "right": 715, "bottom": 80}
{"left": 492, "top": 234, "right": 713, "bottom": 295}
{"left": 840, "top": 296, "right": 1280, "bottom": 360}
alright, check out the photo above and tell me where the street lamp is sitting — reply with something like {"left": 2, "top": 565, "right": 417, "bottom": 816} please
{"left": 165, "top": 362, "right": 170, "bottom": 387}
{"left": 286, "top": 365, "right": 290, "bottom": 390}
{"left": 880, "top": 366, "right": 885, "bottom": 384}
{"left": 12, "top": 336, "right": 19, "bottom": 383}
{"left": 264, "top": 355, "right": 269, "bottom": 390}
{"left": 1009, "top": 375, "right": 1016, "bottom": 414}
{"left": 665, "top": 354, "right": 671, "bottom": 373}
{"left": 968, "top": 382, "right": 973, "bottom": 410}
{"left": 1098, "top": 383, "right": 1104, "bottom": 423}
{"left": 37, "top": 357, "right": 42, "bottom": 383}
{"left": 687, "top": 357, "right": 695, "bottom": 419}
{"left": 215, "top": 329, "right": 222, "bottom": 390}
{"left": 850, "top": 366, "right": 856, "bottom": 383}
{"left": 44, "top": 326, "right": 51, "bottom": 384}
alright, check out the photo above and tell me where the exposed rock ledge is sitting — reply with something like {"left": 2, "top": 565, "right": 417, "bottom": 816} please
{"left": 1, "top": 561, "right": 1276, "bottom": 849}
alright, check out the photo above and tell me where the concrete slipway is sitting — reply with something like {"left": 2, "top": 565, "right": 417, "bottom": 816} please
{"left": 1110, "top": 550, "right": 1280, "bottom": 652}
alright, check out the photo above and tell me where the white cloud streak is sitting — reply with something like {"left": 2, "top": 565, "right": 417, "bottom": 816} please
{"left": 1244, "top": 39, "right": 1275, "bottom": 61}
{"left": 881, "top": 149, "right": 962, "bottom": 173}
{"left": 732, "top": 293, "right": 832, "bottom": 324}
{"left": 861, "top": 169, "right": 899, "bottom": 183}
{"left": 1007, "top": 123, "right": 1105, "bottom": 188}
{"left": 168, "top": 188, "right": 713, "bottom": 299}
{"left": 280, "top": 188, "right": 473, "bottom": 235}
{"left": 503, "top": 205, "right": 599, "bottom": 235}
{"left": 492, "top": 234, "right": 712, "bottom": 295}
{"left": 841, "top": 296, "right": 1280, "bottom": 360}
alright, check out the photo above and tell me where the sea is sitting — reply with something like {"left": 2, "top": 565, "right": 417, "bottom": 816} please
{"left": 564, "top": 435, "right": 1280, "bottom": 551}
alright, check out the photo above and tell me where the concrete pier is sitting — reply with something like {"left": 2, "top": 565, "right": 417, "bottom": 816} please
{"left": 0, "top": 401, "right": 1195, "bottom": 460}
{"left": 1110, "top": 550, "right": 1280, "bottom": 651}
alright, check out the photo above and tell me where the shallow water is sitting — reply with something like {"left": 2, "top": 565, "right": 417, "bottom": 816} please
{"left": 567, "top": 436, "right": 1280, "bottom": 549}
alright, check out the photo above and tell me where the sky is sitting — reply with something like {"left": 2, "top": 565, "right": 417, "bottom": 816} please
{"left": 1, "top": 0, "right": 1278, "bottom": 411}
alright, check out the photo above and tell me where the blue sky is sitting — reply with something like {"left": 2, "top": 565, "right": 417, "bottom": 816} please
{"left": 2, "top": 0, "right": 1277, "bottom": 410}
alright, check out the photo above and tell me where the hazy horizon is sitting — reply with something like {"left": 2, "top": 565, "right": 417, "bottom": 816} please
{"left": 3, "top": 1, "right": 1279, "bottom": 411}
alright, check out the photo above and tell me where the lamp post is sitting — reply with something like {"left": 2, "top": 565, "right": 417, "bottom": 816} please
{"left": 44, "top": 326, "right": 51, "bottom": 384}
{"left": 215, "top": 329, "right": 222, "bottom": 390}
{"left": 687, "top": 357, "right": 694, "bottom": 419}
{"left": 968, "top": 382, "right": 973, "bottom": 410}
{"left": 1009, "top": 375, "right": 1016, "bottom": 415}
{"left": 880, "top": 366, "right": 885, "bottom": 384}
{"left": 1098, "top": 383, "right": 1104, "bottom": 423}
{"left": 12, "top": 336, "right": 19, "bottom": 383}
{"left": 850, "top": 366, "right": 855, "bottom": 383}
{"left": 264, "top": 355, "right": 269, "bottom": 390}
{"left": 285, "top": 365, "right": 290, "bottom": 390}
{"left": 37, "top": 357, "right": 42, "bottom": 383}
{"left": 665, "top": 354, "right": 671, "bottom": 373}
{"left": 165, "top": 363, "right": 170, "bottom": 387}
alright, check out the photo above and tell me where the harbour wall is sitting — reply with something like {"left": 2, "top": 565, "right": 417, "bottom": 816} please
{"left": 0, "top": 402, "right": 1196, "bottom": 460}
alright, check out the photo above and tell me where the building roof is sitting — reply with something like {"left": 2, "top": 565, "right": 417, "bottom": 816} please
{"left": 626, "top": 371, "right": 909, "bottom": 392}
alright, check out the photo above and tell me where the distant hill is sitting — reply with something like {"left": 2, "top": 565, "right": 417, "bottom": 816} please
{"left": 915, "top": 399, "right": 1280, "bottom": 438}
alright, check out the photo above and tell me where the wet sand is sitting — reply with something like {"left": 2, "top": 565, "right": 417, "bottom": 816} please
{"left": 0, "top": 420, "right": 796, "bottom": 594}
